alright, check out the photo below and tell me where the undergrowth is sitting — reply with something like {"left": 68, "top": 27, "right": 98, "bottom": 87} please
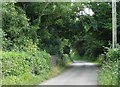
{"left": 98, "top": 46, "right": 120, "bottom": 85}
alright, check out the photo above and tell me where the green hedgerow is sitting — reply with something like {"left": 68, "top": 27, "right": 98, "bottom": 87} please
{"left": 98, "top": 45, "right": 120, "bottom": 85}
{"left": 2, "top": 50, "right": 51, "bottom": 85}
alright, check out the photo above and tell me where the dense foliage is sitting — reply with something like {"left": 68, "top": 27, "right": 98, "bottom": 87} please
{"left": 1, "top": 1, "right": 120, "bottom": 85}
{"left": 2, "top": 2, "right": 120, "bottom": 57}
{"left": 98, "top": 45, "right": 120, "bottom": 85}
{"left": 2, "top": 51, "right": 50, "bottom": 76}
{"left": 2, "top": 51, "right": 50, "bottom": 84}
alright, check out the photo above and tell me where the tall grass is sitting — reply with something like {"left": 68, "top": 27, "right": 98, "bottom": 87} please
{"left": 98, "top": 46, "right": 120, "bottom": 85}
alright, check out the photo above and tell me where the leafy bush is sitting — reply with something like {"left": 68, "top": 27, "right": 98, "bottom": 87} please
{"left": 98, "top": 45, "right": 120, "bottom": 85}
{"left": 2, "top": 50, "right": 69, "bottom": 85}
{"left": 106, "top": 46, "right": 120, "bottom": 61}
{"left": 2, "top": 51, "right": 51, "bottom": 77}
{"left": 2, "top": 3, "right": 31, "bottom": 51}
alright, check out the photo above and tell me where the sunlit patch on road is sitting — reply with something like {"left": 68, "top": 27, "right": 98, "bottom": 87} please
{"left": 71, "top": 61, "right": 96, "bottom": 66}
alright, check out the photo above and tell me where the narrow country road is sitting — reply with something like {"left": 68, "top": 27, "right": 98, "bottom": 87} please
{"left": 40, "top": 61, "right": 98, "bottom": 85}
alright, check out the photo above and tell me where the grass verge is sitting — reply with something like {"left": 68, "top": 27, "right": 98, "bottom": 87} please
{"left": 98, "top": 59, "right": 119, "bottom": 85}
{"left": 2, "top": 66, "right": 66, "bottom": 85}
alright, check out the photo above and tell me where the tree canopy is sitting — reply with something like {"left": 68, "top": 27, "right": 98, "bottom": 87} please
{"left": 2, "top": 2, "right": 120, "bottom": 57}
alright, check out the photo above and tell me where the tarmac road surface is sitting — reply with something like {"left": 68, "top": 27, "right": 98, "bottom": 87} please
{"left": 40, "top": 61, "right": 98, "bottom": 85}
